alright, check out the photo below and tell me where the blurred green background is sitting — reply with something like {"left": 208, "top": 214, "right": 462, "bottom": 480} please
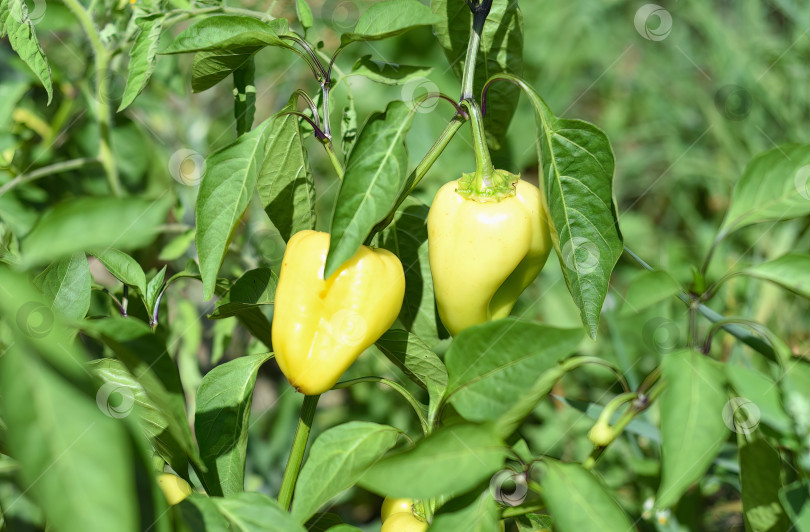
{"left": 2, "top": 0, "right": 809, "bottom": 529}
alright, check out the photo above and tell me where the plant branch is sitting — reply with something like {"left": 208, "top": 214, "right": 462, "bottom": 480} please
{"left": 623, "top": 246, "right": 778, "bottom": 360}
{"left": 62, "top": 0, "right": 121, "bottom": 196}
{"left": 459, "top": 0, "right": 492, "bottom": 101}
{"left": 0, "top": 158, "right": 99, "bottom": 197}
{"left": 278, "top": 394, "right": 320, "bottom": 511}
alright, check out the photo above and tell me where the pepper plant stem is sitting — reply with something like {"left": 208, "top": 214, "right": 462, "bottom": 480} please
{"left": 459, "top": 0, "right": 493, "bottom": 101}
{"left": 278, "top": 394, "right": 320, "bottom": 510}
{"left": 461, "top": 100, "right": 495, "bottom": 188}
{"left": 62, "top": 0, "right": 122, "bottom": 197}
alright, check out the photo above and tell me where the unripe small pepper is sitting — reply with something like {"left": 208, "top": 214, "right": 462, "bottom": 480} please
{"left": 156, "top": 473, "right": 192, "bottom": 505}
{"left": 428, "top": 103, "right": 552, "bottom": 336}
{"left": 380, "top": 497, "right": 428, "bottom": 532}
{"left": 272, "top": 230, "right": 405, "bottom": 395}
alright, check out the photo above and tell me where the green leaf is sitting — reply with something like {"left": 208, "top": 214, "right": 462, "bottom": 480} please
{"left": 1, "top": 0, "right": 52, "bottom": 103}
{"left": 296, "top": 0, "right": 313, "bottom": 30}
{"left": 195, "top": 353, "right": 271, "bottom": 496}
{"left": 620, "top": 270, "right": 682, "bottom": 315}
{"left": 375, "top": 329, "right": 447, "bottom": 424}
{"left": 540, "top": 460, "right": 634, "bottom": 532}
{"left": 341, "top": 0, "right": 441, "bottom": 44}
{"left": 444, "top": 319, "right": 582, "bottom": 422}
{"left": 378, "top": 198, "right": 444, "bottom": 344}
{"left": 351, "top": 55, "right": 432, "bottom": 85}
{"left": 210, "top": 267, "right": 277, "bottom": 319}
{"left": 325, "top": 101, "right": 414, "bottom": 278}
{"left": 512, "top": 77, "right": 622, "bottom": 338}
{"left": 82, "top": 318, "right": 203, "bottom": 470}
{"left": 431, "top": 0, "right": 522, "bottom": 149}
{"left": 780, "top": 481, "right": 810, "bottom": 532}
{"left": 291, "top": 421, "right": 400, "bottom": 523}
{"left": 358, "top": 423, "right": 507, "bottom": 499}
{"left": 739, "top": 434, "right": 789, "bottom": 532}
{"left": 0, "top": 270, "right": 138, "bottom": 532}
{"left": 741, "top": 253, "right": 810, "bottom": 300}
{"left": 88, "top": 358, "right": 189, "bottom": 475}
{"left": 196, "top": 118, "right": 274, "bottom": 300}
{"left": 161, "top": 16, "right": 292, "bottom": 54}
{"left": 429, "top": 490, "right": 500, "bottom": 532}
{"left": 119, "top": 15, "right": 165, "bottom": 111}
{"left": 233, "top": 60, "right": 256, "bottom": 135}
{"left": 656, "top": 349, "right": 728, "bottom": 509}
{"left": 158, "top": 228, "right": 196, "bottom": 262}
{"left": 145, "top": 265, "right": 167, "bottom": 321}
{"left": 91, "top": 248, "right": 147, "bottom": 295}
{"left": 191, "top": 47, "right": 252, "bottom": 93}
{"left": 726, "top": 364, "right": 792, "bottom": 434}
{"left": 719, "top": 144, "right": 810, "bottom": 237}
{"left": 212, "top": 492, "right": 306, "bottom": 532}
{"left": 33, "top": 252, "right": 91, "bottom": 321}
{"left": 257, "top": 95, "right": 316, "bottom": 242}
{"left": 21, "top": 196, "right": 172, "bottom": 266}
{"left": 175, "top": 493, "right": 230, "bottom": 532}
{"left": 515, "top": 514, "right": 554, "bottom": 531}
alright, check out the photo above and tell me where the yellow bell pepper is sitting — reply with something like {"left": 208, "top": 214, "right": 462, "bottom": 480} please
{"left": 156, "top": 473, "right": 192, "bottom": 505}
{"left": 272, "top": 230, "right": 405, "bottom": 395}
{"left": 427, "top": 170, "right": 552, "bottom": 336}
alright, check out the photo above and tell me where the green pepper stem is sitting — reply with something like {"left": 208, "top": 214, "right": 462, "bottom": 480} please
{"left": 461, "top": 100, "right": 495, "bottom": 191}
{"left": 278, "top": 394, "right": 320, "bottom": 510}
{"left": 459, "top": 0, "right": 492, "bottom": 101}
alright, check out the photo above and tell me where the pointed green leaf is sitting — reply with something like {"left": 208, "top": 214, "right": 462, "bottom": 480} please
{"left": 2, "top": 0, "right": 52, "bottom": 103}
{"left": 212, "top": 492, "right": 306, "bottom": 532}
{"left": 296, "top": 0, "right": 313, "bottom": 30}
{"left": 496, "top": 75, "right": 622, "bottom": 337}
{"left": 540, "top": 460, "right": 634, "bottom": 532}
{"left": 351, "top": 55, "right": 432, "bottom": 86}
{"left": 257, "top": 95, "right": 316, "bottom": 242}
{"left": 719, "top": 144, "right": 810, "bottom": 237}
{"left": 119, "top": 15, "right": 165, "bottom": 111}
{"left": 195, "top": 353, "right": 271, "bottom": 496}
{"left": 88, "top": 358, "right": 189, "bottom": 476}
{"left": 292, "top": 422, "right": 400, "bottom": 522}
{"left": 359, "top": 423, "right": 507, "bottom": 499}
{"left": 741, "top": 253, "right": 810, "bottom": 300}
{"left": 325, "top": 101, "right": 414, "bottom": 278}
{"left": 780, "top": 481, "right": 810, "bottom": 532}
{"left": 445, "top": 319, "right": 582, "bottom": 422}
{"left": 429, "top": 490, "right": 500, "bottom": 532}
{"left": 91, "top": 248, "right": 147, "bottom": 295}
{"left": 33, "top": 252, "right": 91, "bottom": 321}
{"left": 196, "top": 118, "right": 273, "bottom": 300}
{"left": 21, "top": 196, "right": 172, "bottom": 266}
{"left": 161, "top": 16, "right": 292, "bottom": 54}
{"left": 341, "top": 0, "right": 441, "bottom": 44}
{"left": 656, "top": 350, "right": 728, "bottom": 508}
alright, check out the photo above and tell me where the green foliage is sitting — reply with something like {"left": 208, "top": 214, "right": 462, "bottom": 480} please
{"left": 2, "top": 0, "right": 810, "bottom": 530}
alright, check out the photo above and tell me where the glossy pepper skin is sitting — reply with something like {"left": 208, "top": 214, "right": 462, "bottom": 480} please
{"left": 380, "top": 497, "right": 428, "bottom": 532}
{"left": 156, "top": 473, "right": 192, "bottom": 505}
{"left": 272, "top": 230, "right": 405, "bottom": 395}
{"left": 427, "top": 171, "right": 552, "bottom": 336}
